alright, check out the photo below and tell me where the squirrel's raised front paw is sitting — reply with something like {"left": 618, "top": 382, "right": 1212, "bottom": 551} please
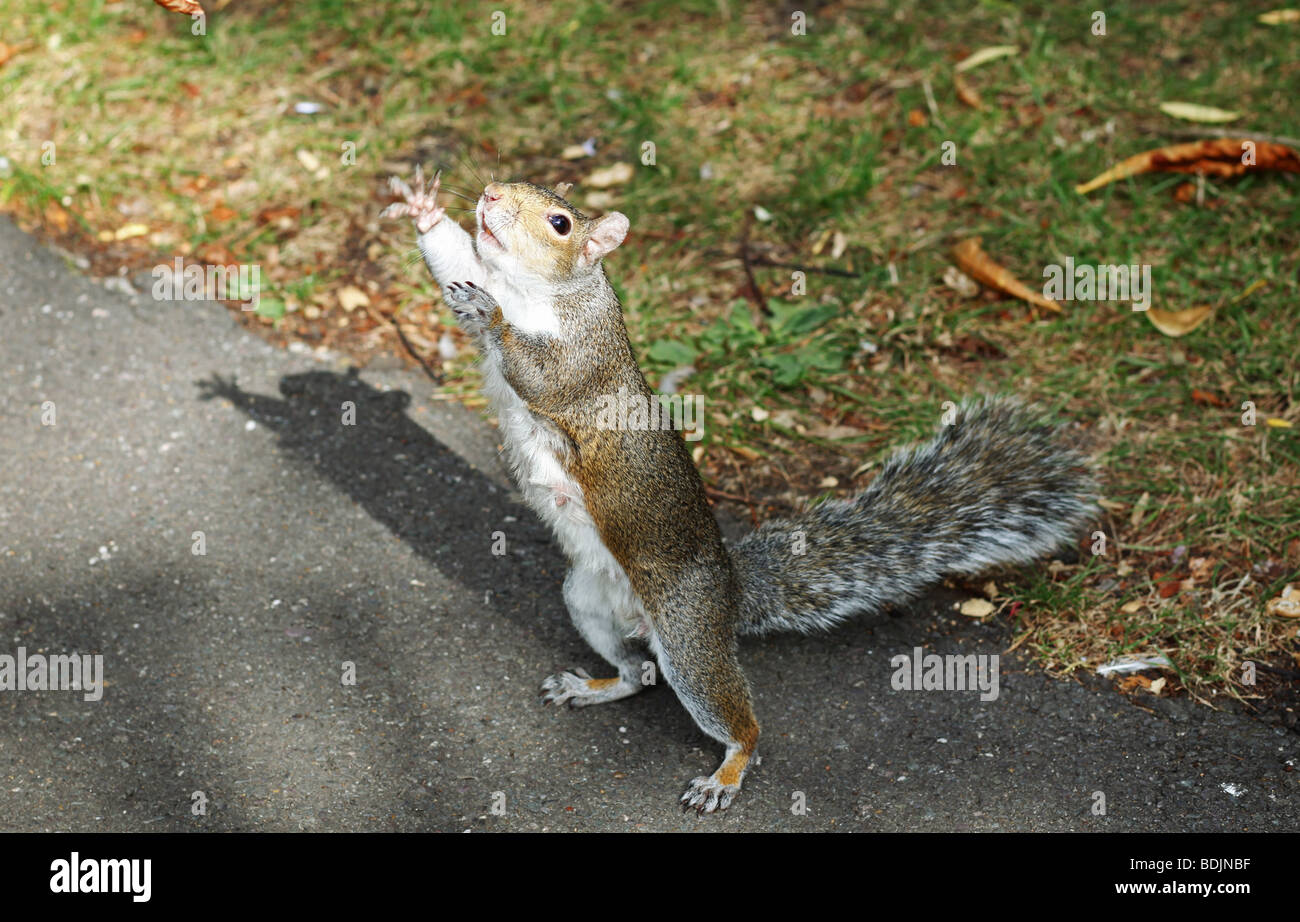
{"left": 380, "top": 164, "right": 445, "bottom": 234}
{"left": 444, "top": 280, "right": 499, "bottom": 332}
{"left": 680, "top": 773, "right": 741, "bottom": 814}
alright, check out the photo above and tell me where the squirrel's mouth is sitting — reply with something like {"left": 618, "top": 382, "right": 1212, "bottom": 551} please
{"left": 478, "top": 220, "right": 505, "bottom": 251}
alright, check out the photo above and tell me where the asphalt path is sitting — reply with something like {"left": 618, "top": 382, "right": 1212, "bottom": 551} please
{"left": 1, "top": 217, "right": 1295, "bottom": 831}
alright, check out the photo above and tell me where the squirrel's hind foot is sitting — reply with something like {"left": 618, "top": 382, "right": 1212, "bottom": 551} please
{"left": 680, "top": 747, "right": 757, "bottom": 814}
{"left": 540, "top": 668, "right": 642, "bottom": 708}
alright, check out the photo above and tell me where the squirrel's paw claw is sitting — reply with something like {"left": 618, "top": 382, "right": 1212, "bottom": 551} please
{"left": 383, "top": 166, "right": 444, "bottom": 233}
{"left": 680, "top": 774, "right": 739, "bottom": 814}
{"left": 540, "top": 668, "right": 641, "bottom": 708}
{"left": 539, "top": 669, "right": 593, "bottom": 708}
{"left": 444, "top": 281, "right": 498, "bottom": 331}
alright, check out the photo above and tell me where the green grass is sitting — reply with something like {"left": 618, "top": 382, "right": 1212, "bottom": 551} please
{"left": 1, "top": 0, "right": 1297, "bottom": 700}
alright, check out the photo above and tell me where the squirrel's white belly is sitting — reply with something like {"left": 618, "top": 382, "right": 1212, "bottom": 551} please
{"left": 478, "top": 353, "right": 642, "bottom": 630}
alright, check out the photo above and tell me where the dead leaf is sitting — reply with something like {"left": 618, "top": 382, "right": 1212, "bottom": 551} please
{"left": 955, "top": 45, "right": 1018, "bottom": 72}
{"left": 583, "top": 163, "right": 634, "bottom": 188}
{"left": 337, "top": 285, "right": 370, "bottom": 313}
{"left": 1129, "top": 491, "right": 1150, "bottom": 530}
{"left": 1145, "top": 305, "right": 1213, "bottom": 337}
{"left": 959, "top": 598, "right": 996, "bottom": 618}
{"left": 1191, "top": 389, "right": 1227, "bottom": 407}
{"left": 1118, "top": 674, "right": 1153, "bottom": 693}
{"left": 953, "top": 72, "right": 983, "bottom": 110}
{"left": 805, "top": 423, "right": 865, "bottom": 440}
{"left": 1258, "top": 9, "right": 1300, "bottom": 24}
{"left": 942, "top": 265, "right": 980, "bottom": 298}
{"left": 1076, "top": 138, "right": 1300, "bottom": 194}
{"left": 1266, "top": 417, "right": 1293, "bottom": 428}
{"left": 1120, "top": 600, "right": 1143, "bottom": 615}
{"left": 1159, "top": 102, "right": 1241, "bottom": 124}
{"left": 0, "top": 40, "right": 35, "bottom": 68}
{"left": 907, "top": 108, "right": 927, "bottom": 127}
{"left": 951, "top": 237, "right": 1061, "bottom": 313}
{"left": 44, "top": 201, "right": 70, "bottom": 233}
{"left": 1265, "top": 585, "right": 1300, "bottom": 618}
{"left": 1148, "top": 676, "right": 1167, "bottom": 695}
{"left": 153, "top": 0, "right": 204, "bottom": 13}
{"left": 257, "top": 205, "right": 301, "bottom": 226}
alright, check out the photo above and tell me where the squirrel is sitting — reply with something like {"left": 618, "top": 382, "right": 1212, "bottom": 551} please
{"left": 383, "top": 167, "right": 1097, "bottom": 813}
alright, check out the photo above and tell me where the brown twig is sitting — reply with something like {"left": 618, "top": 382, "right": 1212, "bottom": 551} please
{"left": 739, "top": 214, "right": 771, "bottom": 324}
{"left": 707, "top": 250, "right": 862, "bottom": 278}
{"left": 365, "top": 303, "right": 443, "bottom": 385}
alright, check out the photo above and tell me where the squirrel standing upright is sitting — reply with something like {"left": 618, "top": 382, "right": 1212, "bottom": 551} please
{"left": 383, "top": 167, "right": 1096, "bottom": 813}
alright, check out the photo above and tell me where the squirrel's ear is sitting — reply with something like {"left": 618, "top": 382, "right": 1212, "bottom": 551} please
{"left": 580, "top": 212, "right": 629, "bottom": 266}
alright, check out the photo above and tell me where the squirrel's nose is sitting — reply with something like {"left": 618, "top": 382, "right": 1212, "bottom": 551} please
{"left": 483, "top": 183, "right": 505, "bottom": 203}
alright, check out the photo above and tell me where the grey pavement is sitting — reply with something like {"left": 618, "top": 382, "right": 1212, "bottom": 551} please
{"left": 0, "top": 216, "right": 1296, "bottom": 831}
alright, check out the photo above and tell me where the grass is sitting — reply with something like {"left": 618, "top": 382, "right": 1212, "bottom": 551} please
{"left": 1, "top": 0, "right": 1297, "bottom": 704}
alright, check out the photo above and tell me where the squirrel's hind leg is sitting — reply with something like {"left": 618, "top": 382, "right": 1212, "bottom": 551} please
{"left": 649, "top": 622, "right": 760, "bottom": 814}
{"left": 541, "top": 565, "right": 648, "bottom": 708}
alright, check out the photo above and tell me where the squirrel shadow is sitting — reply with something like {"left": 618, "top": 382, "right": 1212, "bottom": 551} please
{"left": 196, "top": 368, "right": 567, "bottom": 621}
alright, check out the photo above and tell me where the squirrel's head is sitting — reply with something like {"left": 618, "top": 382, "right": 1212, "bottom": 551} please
{"left": 475, "top": 181, "right": 629, "bottom": 286}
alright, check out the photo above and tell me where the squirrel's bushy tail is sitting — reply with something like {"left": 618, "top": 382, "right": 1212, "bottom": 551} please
{"left": 731, "top": 397, "right": 1096, "bottom": 636}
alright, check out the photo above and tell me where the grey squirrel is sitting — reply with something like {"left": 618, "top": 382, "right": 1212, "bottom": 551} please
{"left": 383, "top": 168, "right": 1097, "bottom": 813}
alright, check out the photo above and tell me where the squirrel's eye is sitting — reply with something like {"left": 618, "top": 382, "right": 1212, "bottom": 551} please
{"left": 548, "top": 214, "right": 571, "bottom": 236}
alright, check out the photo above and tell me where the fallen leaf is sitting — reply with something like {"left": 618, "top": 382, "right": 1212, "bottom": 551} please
{"left": 1266, "top": 417, "right": 1293, "bottom": 428}
{"left": 296, "top": 149, "right": 321, "bottom": 173}
{"left": 959, "top": 598, "right": 995, "bottom": 618}
{"left": 1129, "top": 491, "right": 1150, "bottom": 529}
{"left": 951, "top": 237, "right": 1061, "bottom": 313}
{"left": 153, "top": 0, "right": 204, "bottom": 13}
{"left": 0, "top": 40, "right": 35, "bottom": 68}
{"left": 336, "top": 285, "right": 370, "bottom": 313}
{"left": 44, "top": 201, "right": 70, "bottom": 233}
{"left": 1265, "top": 585, "right": 1300, "bottom": 618}
{"left": 257, "top": 205, "right": 301, "bottom": 225}
{"left": 805, "top": 423, "right": 865, "bottom": 440}
{"left": 907, "top": 108, "right": 927, "bottom": 127}
{"left": 1120, "top": 600, "right": 1143, "bottom": 615}
{"left": 1118, "top": 674, "right": 1152, "bottom": 693}
{"left": 1159, "top": 102, "right": 1241, "bottom": 124}
{"left": 1148, "top": 676, "right": 1167, "bottom": 695}
{"left": 208, "top": 204, "right": 237, "bottom": 223}
{"left": 1258, "top": 9, "right": 1300, "bottom": 24}
{"left": 1075, "top": 138, "right": 1300, "bottom": 194}
{"left": 1191, "top": 389, "right": 1227, "bottom": 407}
{"left": 1145, "top": 305, "right": 1213, "bottom": 337}
{"left": 955, "top": 45, "right": 1018, "bottom": 72}
{"left": 942, "top": 265, "right": 980, "bottom": 298}
{"left": 953, "top": 72, "right": 983, "bottom": 109}
{"left": 583, "top": 162, "right": 634, "bottom": 188}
